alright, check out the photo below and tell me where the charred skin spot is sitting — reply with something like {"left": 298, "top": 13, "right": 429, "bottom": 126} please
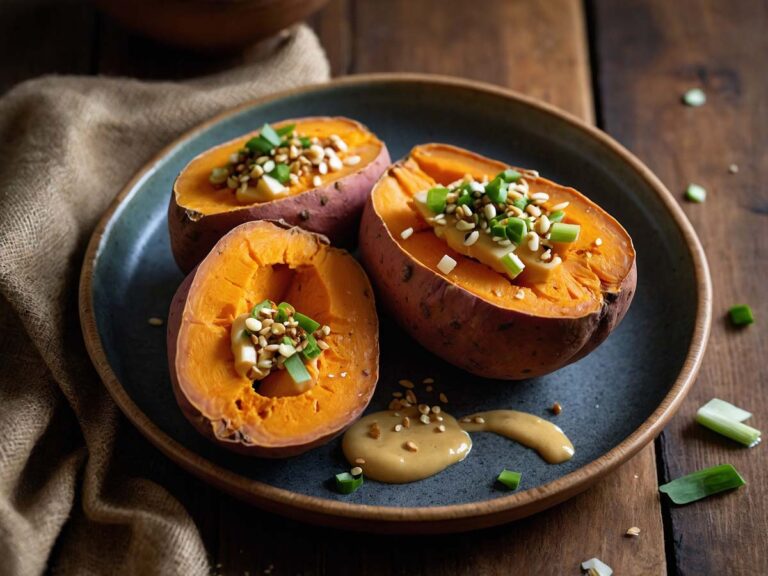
{"left": 420, "top": 302, "right": 431, "bottom": 319}
{"left": 450, "top": 320, "right": 462, "bottom": 330}
{"left": 299, "top": 209, "right": 310, "bottom": 221}
{"left": 320, "top": 195, "right": 329, "bottom": 206}
{"left": 498, "top": 322, "right": 516, "bottom": 331}
{"left": 401, "top": 265, "right": 413, "bottom": 282}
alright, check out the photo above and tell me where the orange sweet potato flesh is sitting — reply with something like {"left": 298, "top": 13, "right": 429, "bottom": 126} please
{"left": 169, "top": 117, "right": 390, "bottom": 273}
{"left": 168, "top": 220, "right": 379, "bottom": 457}
{"left": 359, "top": 144, "right": 637, "bottom": 379}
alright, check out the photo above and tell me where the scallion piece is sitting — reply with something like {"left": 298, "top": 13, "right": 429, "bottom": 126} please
{"left": 427, "top": 187, "right": 449, "bottom": 213}
{"left": 299, "top": 136, "right": 311, "bottom": 148}
{"left": 457, "top": 191, "right": 473, "bottom": 206}
{"left": 276, "top": 123, "right": 296, "bottom": 137}
{"left": 209, "top": 167, "right": 229, "bottom": 185}
{"left": 294, "top": 312, "right": 320, "bottom": 333}
{"left": 696, "top": 398, "right": 761, "bottom": 447}
{"left": 301, "top": 334, "right": 322, "bottom": 361}
{"left": 685, "top": 183, "right": 706, "bottom": 203}
{"left": 335, "top": 472, "right": 363, "bottom": 494}
{"left": 497, "top": 469, "right": 521, "bottom": 490}
{"left": 259, "top": 123, "right": 282, "bottom": 147}
{"left": 500, "top": 169, "right": 522, "bottom": 183}
{"left": 501, "top": 252, "right": 525, "bottom": 279}
{"left": 505, "top": 217, "right": 527, "bottom": 245}
{"left": 491, "top": 219, "right": 509, "bottom": 238}
{"left": 549, "top": 222, "right": 580, "bottom": 243}
{"left": 485, "top": 177, "right": 508, "bottom": 204}
{"left": 284, "top": 353, "right": 311, "bottom": 384}
{"left": 269, "top": 163, "right": 291, "bottom": 185}
{"left": 245, "top": 135, "right": 273, "bottom": 154}
{"left": 659, "top": 464, "right": 745, "bottom": 505}
{"left": 251, "top": 299, "right": 272, "bottom": 317}
{"left": 274, "top": 301, "right": 294, "bottom": 323}
{"left": 581, "top": 558, "right": 613, "bottom": 576}
{"left": 511, "top": 197, "right": 528, "bottom": 211}
{"left": 728, "top": 304, "right": 754, "bottom": 326}
{"left": 548, "top": 210, "right": 566, "bottom": 223}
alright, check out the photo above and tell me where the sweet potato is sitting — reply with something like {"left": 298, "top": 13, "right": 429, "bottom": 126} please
{"left": 359, "top": 144, "right": 636, "bottom": 380}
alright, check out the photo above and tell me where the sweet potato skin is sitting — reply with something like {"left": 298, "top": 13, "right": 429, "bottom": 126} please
{"left": 359, "top": 165, "right": 637, "bottom": 380}
{"left": 168, "top": 221, "right": 379, "bottom": 457}
{"left": 169, "top": 122, "right": 391, "bottom": 273}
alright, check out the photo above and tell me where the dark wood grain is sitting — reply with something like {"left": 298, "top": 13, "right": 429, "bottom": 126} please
{"left": 594, "top": 0, "right": 768, "bottom": 574}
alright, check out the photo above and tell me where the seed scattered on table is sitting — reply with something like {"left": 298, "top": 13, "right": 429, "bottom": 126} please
{"left": 148, "top": 317, "right": 164, "bottom": 326}
{"left": 682, "top": 87, "right": 706, "bottom": 107}
{"left": 551, "top": 402, "right": 562, "bottom": 415}
{"left": 473, "top": 416, "right": 486, "bottom": 424}
{"left": 625, "top": 526, "right": 641, "bottom": 537}
{"left": 350, "top": 466, "right": 363, "bottom": 476}
{"left": 728, "top": 163, "right": 739, "bottom": 174}
{"left": 419, "top": 414, "right": 431, "bottom": 425}
{"left": 405, "top": 441, "right": 419, "bottom": 452}
{"left": 423, "top": 377, "right": 435, "bottom": 384}
{"left": 399, "top": 379, "right": 415, "bottom": 389}
{"left": 354, "top": 458, "right": 366, "bottom": 465}
{"left": 439, "top": 392, "right": 448, "bottom": 403}
{"left": 437, "top": 424, "right": 446, "bottom": 433}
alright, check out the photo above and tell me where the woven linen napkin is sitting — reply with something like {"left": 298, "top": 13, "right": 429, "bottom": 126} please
{"left": 0, "top": 25, "right": 329, "bottom": 576}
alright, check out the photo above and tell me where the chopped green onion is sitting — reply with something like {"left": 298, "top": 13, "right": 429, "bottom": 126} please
{"left": 728, "top": 304, "right": 754, "bottom": 326}
{"left": 511, "top": 197, "right": 529, "bottom": 211}
{"left": 500, "top": 169, "right": 522, "bottom": 183}
{"left": 294, "top": 312, "right": 320, "bottom": 333}
{"left": 501, "top": 252, "right": 525, "bottom": 279}
{"left": 549, "top": 210, "right": 566, "bottom": 223}
{"left": 275, "top": 302, "right": 295, "bottom": 323}
{"left": 209, "top": 167, "right": 229, "bottom": 185}
{"left": 549, "top": 222, "right": 581, "bottom": 243}
{"left": 259, "top": 123, "right": 282, "bottom": 147}
{"left": 696, "top": 398, "right": 761, "bottom": 447}
{"left": 685, "top": 183, "right": 706, "bottom": 203}
{"left": 497, "top": 469, "right": 521, "bottom": 490}
{"left": 245, "top": 135, "right": 273, "bottom": 154}
{"left": 659, "top": 464, "right": 745, "bottom": 505}
{"left": 485, "top": 177, "right": 508, "bottom": 204}
{"left": 299, "top": 136, "right": 311, "bottom": 148}
{"left": 284, "top": 353, "right": 311, "bottom": 384}
{"left": 276, "top": 123, "right": 296, "bottom": 137}
{"left": 682, "top": 88, "right": 706, "bottom": 107}
{"left": 250, "top": 299, "right": 272, "bottom": 317}
{"left": 335, "top": 472, "right": 363, "bottom": 494}
{"left": 269, "top": 163, "right": 291, "bottom": 184}
{"left": 427, "top": 187, "right": 449, "bottom": 213}
{"left": 301, "top": 334, "right": 322, "bottom": 361}
{"left": 491, "top": 219, "right": 509, "bottom": 238}
{"left": 581, "top": 558, "right": 613, "bottom": 576}
{"left": 505, "top": 217, "right": 527, "bottom": 245}
{"left": 279, "top": 336, "right": 297, "bottom": 358}
{"left": 457, "top": 191, "right": 473, "bottom": 206}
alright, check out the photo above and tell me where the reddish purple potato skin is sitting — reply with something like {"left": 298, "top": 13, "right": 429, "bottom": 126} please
{"left": 169, "top": 142, "right": 391, "bottom": 273}
{"left": 358, "top": 184, "right": 637, "bottom": 380}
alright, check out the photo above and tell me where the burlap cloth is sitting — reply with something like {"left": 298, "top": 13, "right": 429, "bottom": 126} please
{"left": 0, "top": 26, "right": 329, "bottom": 576}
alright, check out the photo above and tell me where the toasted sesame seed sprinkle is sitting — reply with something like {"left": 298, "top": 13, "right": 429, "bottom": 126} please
{"left": 419, "top": 414, "right": 431, "bottom": 425}
{"left": 423, "top": 377, "right": 434, "bottom": 384}
{"left": 148, "top": 317, "right": 164, "bottom": 326}
{"left": 460, "top": 417, "right": 472, "bottom": 423}
{"left": 312, "top": 175, "right": 322, "bottom": 187}
{"left": 405, "top": 441, "right": 419, "bottom": 452}
{"left": 426, "top": 385, "right": 434, "bottom": 392}
{"left": 399, "top": 379, "right": 415, "bottom": 389}
{"left": 439, "top": 392, "right": 448, "bottom": 403}
{"left": 394, "top": 424, "right": 403, "bottom": 432}
{"left": 418, "top": 404, "right": 430, "bottom": 415}
{"left": 402, "top": 416, "right": 411, "bottom": 428}
{"left": 340, "top": 372, "right": 347, "bottom": 378}
{"left": 432, "top": 405, "right": 442, "bottom": 414}
{"left": 626, "top": 526, "right": 641, "bottom": 537}
{"left": 550, "top": 201, "right": 569, "bottom": 211}
{"left": 350, "top": 466, "right": 363, "bottom": 476}
{"left": 594, "top": 237, "right": 603, "bottom": 246}
{"left": 515, "top": 289, "right": 525, "bottom": 300}
{"left": 437, "top": 424, "right": 446, "bottom": 433}
{"left": 400, "top": 227, "right": 414, "bottom": 240}
{"left": 392, "top": 391, "right": 403, "bottom": 398}
{"left": 344, "top": 155, "right": 361, "bottom": 166}
{"left": 354, "top": 458, "right": 366, "bottom": 464}
{"left": 405, "top": 390, "right": 417, "bottom": 404}
{"left": 473, "top": 416, "right": 486, "bottom": 424}
{"left": 728, "top": 163, "right": 739, "bottom": 174}
{"left": 463, "top": 230, "right": 480, "bottom": 246}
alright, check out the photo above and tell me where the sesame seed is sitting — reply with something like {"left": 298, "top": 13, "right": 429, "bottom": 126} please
{"left": 392, "top": 391, "right": 403, "bottom": 398}
{"left": 399, "top": 379, "right": 415, "bottom": 389}
{"left": 148, "top": 317, "right": 164, "bottom": 326}
{"left": 525, "top": 204, "right": 542, "bottom": 217}
{"left": 625, "top": 526, "right": 641, "bottom": 537}
{"left": 526, "top": 231, "right": 540, "bottom": 251}
{"left": 456, "top": 219, "right": 475, "bottom": 231}
{"left": 530, "top": 192, "right": 549, "bottom": 202}
{"left": 437, "top": 424, "right": 446, "bottom": 433}
{"left": 405, "top": 390, "right": 417, "bottom": 404}
{"left": 312, "top": 175, "right": 322, "bottom": 187}
{"left": 439, "top": 392, "right": 448, "bottom": 403}
{"left": 344, "top": 155, "right": 361, "bottom": 166}
{"left": 515, "top": 289, "right": 525, "bottom": 300}
{"left": 483, "top": 204, "right": 497, "bottom": 220}
{"left": 423, "top": 377, "right": 435, "bottom": 384}
{"left": 351, "top": 466, "right": 363, "bottom": 476}
{"left": 394, "top": 424, "right": 403, "bottom": 432}
{"left": 402, "top": 416, "right": 411, "bottom": 428}
{"left": 728, "top": 163, "right": 739, "bottom": 174}
{"left": 419, "top": 414, "right": 431, "bottom": 425}
{"left": 594, "top": 237, "right": 603, "bottom": 246}
{"left": 550, "top": 201, "right": 569, "bottom": 211}
{"left": 405, "top": 441, "right": 419, "bottom": 452}
{"left": 437, "top": 254, "right": 457, "bottom": 275}
{"left": 426, "top": 385, "right": 434, "bottom": 392}
{"left": 355, "top": 458, "right": 366, "bottom": 464}
{"left": 400, "top": 227, "right": 414, "bottom": 240}
{"left": 436, "top": 415, "right": 444, "bottom": 422}
{"left": 473, "top": 416, "right": 486, "bottom": 424}
{"left": 340, "top": 372, "right": 347, "bottom": 378}
{"left": 460, "top": 417, "right": 472, "bottom": 423}
{"left": 432, "top": 405, "right": 442, "bottom": 414}
{"left": 418, "top": 404, "right": 430, "bottom": 415}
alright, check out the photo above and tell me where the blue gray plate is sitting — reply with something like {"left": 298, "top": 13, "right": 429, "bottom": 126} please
{"left": 80, "top": 75, "right": 711, "bottom": 532}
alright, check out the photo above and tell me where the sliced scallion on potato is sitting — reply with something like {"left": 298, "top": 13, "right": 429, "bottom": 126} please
{"left": 659, "top": 464, "right": 745, "bottom": 505}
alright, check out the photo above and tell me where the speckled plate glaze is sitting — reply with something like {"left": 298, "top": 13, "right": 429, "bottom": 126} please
{"left": 80, "top": 74, "right": 711, "bottom": 533}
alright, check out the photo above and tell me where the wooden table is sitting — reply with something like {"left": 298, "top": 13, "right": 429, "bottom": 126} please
{"left": 4, "top": 1, "right": 765, "bottom": 573}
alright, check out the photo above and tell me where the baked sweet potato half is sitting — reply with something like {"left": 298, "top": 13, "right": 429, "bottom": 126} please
{"left": 169, "top": 117, "right": 390, "bottom": 273}
{"left": 359, "top": 144, "right": 636, "bottom": 380}
{"left": 168, "top": 220, "right": 379, "bottom": 457}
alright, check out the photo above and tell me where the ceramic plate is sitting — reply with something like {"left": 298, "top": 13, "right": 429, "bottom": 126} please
{"left": 80, "top": 75, "right": 711, "bottom": 533}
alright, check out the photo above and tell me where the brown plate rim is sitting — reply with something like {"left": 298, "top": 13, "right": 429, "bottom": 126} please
{"left": 79, "top": 73, "right": 712, "bottom": 533}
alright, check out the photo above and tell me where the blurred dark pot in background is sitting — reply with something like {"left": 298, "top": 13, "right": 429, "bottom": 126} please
{"left": 94, "top": 0, "right": 330, "bottom": 52}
